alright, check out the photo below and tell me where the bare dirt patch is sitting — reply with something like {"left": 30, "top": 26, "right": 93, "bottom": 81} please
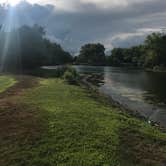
{"left": 119, "top": 128, "right": 166, "bottom": 166}
{"left": 0, "top": 75, "right": 43, "bottom": 166}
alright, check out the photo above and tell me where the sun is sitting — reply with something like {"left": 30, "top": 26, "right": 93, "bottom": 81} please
{"left": 3, "top": 0, "right": 21, "bottom": 6}
{"left": 9, "top": 0, "right": 21, "bottom": 6}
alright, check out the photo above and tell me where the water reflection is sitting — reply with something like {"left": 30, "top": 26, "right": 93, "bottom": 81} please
{"left": 74, "top": 65, "right": 166, "bottom": 126}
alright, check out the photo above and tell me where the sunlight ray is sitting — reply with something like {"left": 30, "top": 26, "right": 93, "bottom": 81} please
{"left": 0, "top": 6, "right": 19, "bottom": 71}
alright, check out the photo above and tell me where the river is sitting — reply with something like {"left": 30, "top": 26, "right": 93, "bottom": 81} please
{"left": 74, "top": 65, "right": 166, "bottom": 127}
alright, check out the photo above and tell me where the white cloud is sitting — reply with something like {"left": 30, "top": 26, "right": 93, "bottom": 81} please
{"left": 111, "top": 28, "right": 163, "bottom": 42}
{"left": 111, "top": 33, "right": 144, "bottom": 42}
{"left": 81, "top": 0, "right": 128, "bottom": 8}
{"left": 35, "top": 0, "right": 155, "bottom": 10}
{"left": 0, "top": 0, "right": 158, "bottom": 11}
{"left": 137, "top": 28, "right": 164, "bottom": 33}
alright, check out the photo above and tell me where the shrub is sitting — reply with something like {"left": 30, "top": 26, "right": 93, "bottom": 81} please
{"left": 63, "top": 67, "right": 79, "bottom": 84}
{"left": 29, "top": 66, "right": 68, "bottom": 78}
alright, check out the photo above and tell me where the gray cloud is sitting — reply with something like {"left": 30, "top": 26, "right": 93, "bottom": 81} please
{"left": 0, "top": 0, "right": 166, "bottom": 53}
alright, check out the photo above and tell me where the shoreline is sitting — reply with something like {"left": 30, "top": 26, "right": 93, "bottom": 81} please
{"left": 74, "top": 64, "right": 166, "bottom": 73}
{"left": 80, "top": 74, "right": 166, "bottom": 132}
{"left": 146, "top": 68, "right": 166, "bottom": 73}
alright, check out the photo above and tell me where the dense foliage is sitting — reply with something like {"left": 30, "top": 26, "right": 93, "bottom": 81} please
{"left": 107, "top": 33, "right": 166, "bottom": 69}
{"left": 106, "top": 45, "right": 145, "bottom": 67}
{"left": 76, "top": 43, "right": 106, "bottom": 65}
{"left": 0, "top": 25, "right": 72, "bottom": 71}
{"left": 75, "top": 33, "right": 166, "bottom": 69}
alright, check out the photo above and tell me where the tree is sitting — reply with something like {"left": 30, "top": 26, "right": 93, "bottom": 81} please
{"left": 0, "top": 25, "right": 72, "bottom": 71}
{"left": 108, "top": 48, "right": 125, "bottom": 66}
{"left": 18, "top": 25, "right": 46, "bottom": 69}
{"left": 144, "top": 33, "right": 166, "bottom": 67}
{"left": 44, "top": 39, "right": 73, "bottom": 65}
{"left": 77, "top": 43, "right": 106, "bottom": 65}
{"left": 144, "top": 50, "right": 158, "bottom": 68}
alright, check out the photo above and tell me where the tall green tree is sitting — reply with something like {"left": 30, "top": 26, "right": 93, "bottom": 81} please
{"left": 144, "top": 33, "right": 166, "bottom": 67}
{"left": 77, "top": 43, "right": 106, "bottom": 65}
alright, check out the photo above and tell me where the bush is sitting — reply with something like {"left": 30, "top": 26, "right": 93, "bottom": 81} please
{"left": 29, "top": 66, "right": 69, "bottom": 78}
{"left": 63, "top": 67, "right": 79, "bottom": 84}
{"left": 28, "top": 66, "right": 80, "bottom": 83}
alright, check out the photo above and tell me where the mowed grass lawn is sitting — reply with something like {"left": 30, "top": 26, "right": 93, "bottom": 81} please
{"left": 0, "top": 77, "right": 166, "bottom": 166}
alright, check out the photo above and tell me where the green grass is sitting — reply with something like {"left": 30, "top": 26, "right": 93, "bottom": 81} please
{"left": 0, "top": 75, "right": 17, "bottom": 93}
{"left": 0, "top": 78, "right": 166, "bottom": 166}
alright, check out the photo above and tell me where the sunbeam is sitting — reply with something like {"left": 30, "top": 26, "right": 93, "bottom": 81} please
{"left": 0, "top": 5, "right": 20, "bottom": 71}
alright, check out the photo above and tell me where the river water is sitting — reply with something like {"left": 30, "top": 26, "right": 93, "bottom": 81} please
{"left": 74, "top": 65, "right": 166, "bottom": 127}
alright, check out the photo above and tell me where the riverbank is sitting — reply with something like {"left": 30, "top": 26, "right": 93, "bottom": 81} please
{"left": 81, "top": 73, "right": 166, "bottom": 130}
{"left": 75, "top": 64, "right": 166, "bottom": 73}
{"left": 146, "top": 67, "right": 166, "bottom": 73}
{"left": 0, "top": 75, "right": 166, "bottom": 165}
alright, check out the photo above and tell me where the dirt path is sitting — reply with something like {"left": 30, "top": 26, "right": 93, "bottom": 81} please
{"left": 0, "top": 75, "right": 38, "bottom": 116}
{"left": 0, "top": 75, "right": 38, "bottom": 99}
{"left": 0, "top": 75, "right": 43, "bottom": 166}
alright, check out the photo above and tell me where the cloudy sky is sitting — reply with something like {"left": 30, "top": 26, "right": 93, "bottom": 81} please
{"left": 0, "top": 0, "right": 166, "bottom": 53}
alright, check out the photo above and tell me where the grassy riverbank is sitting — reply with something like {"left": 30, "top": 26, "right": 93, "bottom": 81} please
{"left": 0, "top": 76, "right": 166, "bottom": 166}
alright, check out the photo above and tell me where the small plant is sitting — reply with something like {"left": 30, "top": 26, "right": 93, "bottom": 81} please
{"left": 63, "top": 66, "right": 79, "bottom": 84}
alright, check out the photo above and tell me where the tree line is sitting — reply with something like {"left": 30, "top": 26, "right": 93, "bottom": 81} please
{"left": 107, "top": 33, "right": 166, "bottom": 69}
{"left": 1, "top": 25, "right": 165, "bottom": 71}
{"left": 0, "top": 25, "right": 72, "bottom": 71}
{"left": 75, "top": 32, "right": 166, "bottom": 69}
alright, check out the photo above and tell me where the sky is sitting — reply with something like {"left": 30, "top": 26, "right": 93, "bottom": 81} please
{"left": 0, "top": 0, "right": 166, "bottom": 53}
